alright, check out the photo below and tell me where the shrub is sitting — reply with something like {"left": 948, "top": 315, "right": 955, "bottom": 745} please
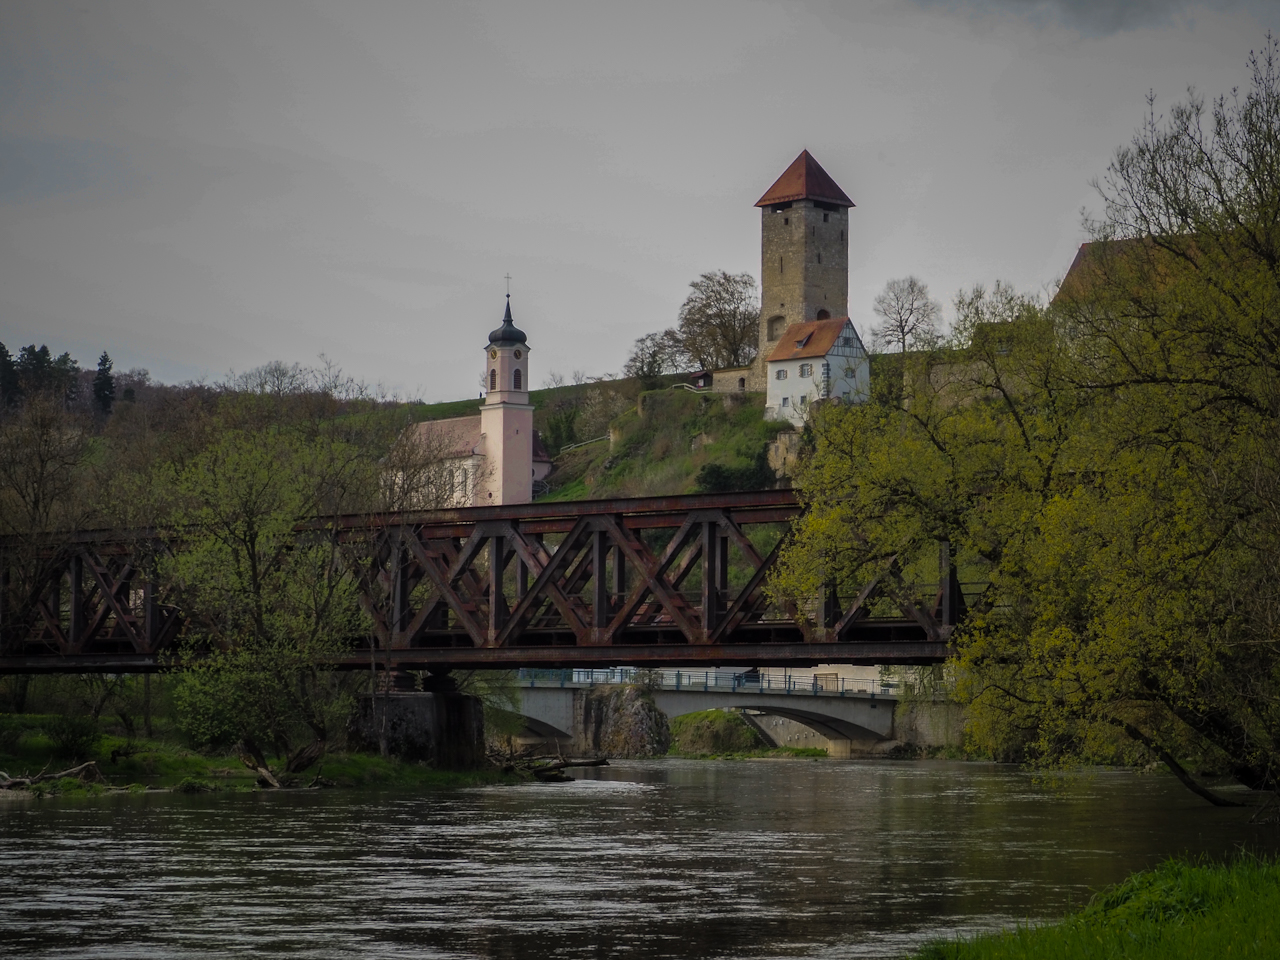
{"left": 47, "top": 715, "right": 101, "bottom": 760}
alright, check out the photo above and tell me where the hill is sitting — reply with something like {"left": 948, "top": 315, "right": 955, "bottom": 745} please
{"left": 413, "top": 376, "right": 791, "bottom": 501}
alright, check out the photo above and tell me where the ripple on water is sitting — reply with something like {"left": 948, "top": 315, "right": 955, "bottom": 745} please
{"left": 1, "top": 760, "right": 1277, "bottom": 959}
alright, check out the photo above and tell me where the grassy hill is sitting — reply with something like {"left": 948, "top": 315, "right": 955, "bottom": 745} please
{"left": 412, "top": 376, "right": 791, "bottom": 502}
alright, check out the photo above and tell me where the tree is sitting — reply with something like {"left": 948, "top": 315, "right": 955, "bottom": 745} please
{"left": 774, "top": 37, "right": 1280, "bottom": 805}
{"left": 92, "top": 351, "right": 115, "bottom": 417}
{"left": 14, "top": 345, "right": 79, "bottom": 404}
{"left": 0, "top": 342, "right": 18, "bottom": 409}
{"left": 870, "top": 276, "right": 942, "bottom": 353}
{"left": 674, "top": 271, "right": 759, "bottom": 371}
{"left": 163, "top": 425, "right": 369, "bottom": 772}
{"left": 623, "top": 329, "right": 686, "bottom": 383}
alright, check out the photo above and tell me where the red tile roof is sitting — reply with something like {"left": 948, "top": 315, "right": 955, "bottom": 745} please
{"left": 756, "top": 150, "right": 854, "bottom": 208}
{"left": 766, "top": 318, "right": 852, "bottom": 362}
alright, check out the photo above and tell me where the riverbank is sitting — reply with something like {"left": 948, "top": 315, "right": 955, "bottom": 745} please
{"left": 0, "top": 716, "right": 516, "bottom": 796}
{"left": 910, "top": 858, "right": 1280, "bottom": 959}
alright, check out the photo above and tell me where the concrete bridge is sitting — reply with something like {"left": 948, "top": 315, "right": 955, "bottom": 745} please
{"left": 514, "top": 668, "right": 902, "bottom": 758}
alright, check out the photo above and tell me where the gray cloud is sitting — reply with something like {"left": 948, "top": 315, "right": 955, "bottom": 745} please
{"left": 912, "top": 0, "right": 1243, "bottom": 36}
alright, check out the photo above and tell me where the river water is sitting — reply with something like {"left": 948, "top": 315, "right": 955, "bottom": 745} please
{"left": 1, "top": 759, "right": 1276, "bottom": 959}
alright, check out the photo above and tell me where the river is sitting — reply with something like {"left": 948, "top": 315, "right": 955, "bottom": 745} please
{"left": 1, "top": 759, "right": 1276, "bottom": 958}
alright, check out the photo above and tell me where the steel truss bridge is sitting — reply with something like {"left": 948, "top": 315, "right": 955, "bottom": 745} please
{"left": 0, "top": 491, "right": 961, "bottom": 674}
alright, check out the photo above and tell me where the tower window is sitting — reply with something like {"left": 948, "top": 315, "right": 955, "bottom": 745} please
{"left": 513, "top": 368, "right": 522, "bottom": 390}
{"left": 783, "top": 217, "right": 789, "bottom": 225}
{"left": 489, "top": 369, "right": 496, "bottom": 391}
{"left": 817, "top": 252, "right": 822, "bottom": 264}
{"left": 767, "top": 315, "right": 786, "bottom": 340}
{"left": 738, "top": 377, "right": 745, "bottom": 391}
{"left": 823, "top": 213, "right": 829, "bottom": 222}
{"left": 816, "top": 309, "right": 830, "bottom": 320}
{"left": 840, "top": 230, "right": 844, "bottom": 241}
{"left": 811, "top": 226, "right": 815, "bottom": 236}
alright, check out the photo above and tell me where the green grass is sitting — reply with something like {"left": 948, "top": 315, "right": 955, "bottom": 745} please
{"left": 912, "top": 858, "right": 1280, "bottom": 959}
{"left": 0, "top": 713, "right": 516, "bottom": 795}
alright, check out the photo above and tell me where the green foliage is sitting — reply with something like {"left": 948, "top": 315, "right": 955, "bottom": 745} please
{"left": 545, "top": 389, "right": 787, "bottom": 500}
{"left": 775, "top": 43, "right": 1280, "bottom": 802}
{"left": 46, "top": 715, "right": 101, "bottom": 760}
{"left": 911, "top": 858, "right": 1280, "bottom": 960}
{"left": 669, "top": 709, "right": 767, "bottom": 755}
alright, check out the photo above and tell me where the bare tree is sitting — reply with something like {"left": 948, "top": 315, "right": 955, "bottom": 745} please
{"left": 870, "top": 277, "right": 942, "bottom": 353}
{"left": 623, "top": 330, "right": 687, "bottom": 381}
{"left": 674, "top": 271, "right": 760, "bottom": 370}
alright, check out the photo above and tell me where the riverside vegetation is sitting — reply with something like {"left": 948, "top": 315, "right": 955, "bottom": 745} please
{"left": 911, "top": 858, "right": 1280, "bottom": 960}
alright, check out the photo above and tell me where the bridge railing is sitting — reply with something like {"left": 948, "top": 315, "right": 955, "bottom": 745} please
{"left": 516, "top": 666, "right": 901, "bottom": 697}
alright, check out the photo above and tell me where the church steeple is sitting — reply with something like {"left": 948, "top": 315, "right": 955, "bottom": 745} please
{"left": 480, "top": 295, "right": 534, "bottom": 504}
{"left": 488, "top": 296, "right": 528, "bottom": 346}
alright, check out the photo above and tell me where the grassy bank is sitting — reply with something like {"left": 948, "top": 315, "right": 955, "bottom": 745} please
{"left": 0, "top": 714, "right": 514, "bottom": 797}
{"left": 913, "top": 858, "right": 1280, "bottom": 959}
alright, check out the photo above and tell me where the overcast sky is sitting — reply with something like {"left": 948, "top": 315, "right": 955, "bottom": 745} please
{"left": 1, "top": 1, "right": 1273, "bottom": 401}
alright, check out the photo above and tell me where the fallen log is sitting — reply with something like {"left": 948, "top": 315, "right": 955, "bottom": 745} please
{"left": 0, "top": 761, "right": 104, "bottom": 790}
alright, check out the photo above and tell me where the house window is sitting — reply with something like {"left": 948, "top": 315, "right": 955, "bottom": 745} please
{"left": 798, "top": 363, "right": 813, "bottom": 378}
{"left": 489, "top": 369, "right": 496, "bottom": 391}
{"left": 842, "top": 391, "right": 851, "bottom": 400}
{"left": 513, "top": 368, "right": 522, "bottom": 390}
{"left": 775, "top": 369, "right": 787, "bottom": 380}
{"left": 781, "top": 396, "right": 789, "bottom": 407}
{"left": 446, "top": 469, "right": 455, "bottom": 500}
{"left": 800, "top": 395, "right": 808, "bottom": 406}
{"left": 844, "top": 365, "right": 856, "bottom": 378}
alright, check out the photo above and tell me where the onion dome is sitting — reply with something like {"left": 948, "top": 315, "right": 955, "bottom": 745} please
{"left": 488, "top": 296, "right": 528, "bottom": 346}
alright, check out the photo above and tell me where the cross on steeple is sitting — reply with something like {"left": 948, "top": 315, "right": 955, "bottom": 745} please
{"left": 504, "top": 273, "right": 512, "bottom": 297}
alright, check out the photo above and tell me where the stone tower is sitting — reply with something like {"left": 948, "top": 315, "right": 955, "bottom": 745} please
{"left": 755, "top": 150, "right": 854, "bottom": 372}
{"left": 479, "top": 297, "right": 534, "bottom": 505}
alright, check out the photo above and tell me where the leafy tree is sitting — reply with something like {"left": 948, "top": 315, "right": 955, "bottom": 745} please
{"left": 92, "top": 351, "right": 115, "bottom": 416}
{"left": 774, "top": 37, "right": 1280, "bottom": 805}
{"left": 870, "top": 276, "right": 942, "bottom": 353}
{"left": 163, "top": 417, "right": 375, "bottom": 771}
{"left": 674, "top": 270, "right": 759, "bottom": 371}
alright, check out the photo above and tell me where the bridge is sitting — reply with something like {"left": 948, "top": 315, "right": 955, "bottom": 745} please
{"left": 515, "top": 668, "right": 902, "bottom": 758}
{"left": 0, "top": 490, "right": 962, "bottom": 673}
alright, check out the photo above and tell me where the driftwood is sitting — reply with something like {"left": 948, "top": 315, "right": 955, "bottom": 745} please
{"left": 532, "top": 757, "right": 609, "bottom": 783}
{"left": 0, "top": 761, "right": 104, "bottom": 790}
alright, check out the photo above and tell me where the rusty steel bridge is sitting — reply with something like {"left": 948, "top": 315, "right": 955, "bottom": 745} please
{"left": 0, "top": 491, "right": 961, "bottom": 673}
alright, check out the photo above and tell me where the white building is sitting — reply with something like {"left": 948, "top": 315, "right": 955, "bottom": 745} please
{"left": 401, "top": 298, "right": 552, "bottom": 507}
{"left": 764, "top": 317, "right": 870, "bottom": 426}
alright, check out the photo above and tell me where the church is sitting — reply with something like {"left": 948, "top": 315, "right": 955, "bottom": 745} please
{"left": 404, "top": 297, "right": 552, "bottom": 507}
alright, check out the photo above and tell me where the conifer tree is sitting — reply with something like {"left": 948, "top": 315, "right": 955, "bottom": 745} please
{"left": 92, "top": 351, "right": 115, "bottom": 416}
{"left": 0, "top": 342, "right": 18, "bottom": 409}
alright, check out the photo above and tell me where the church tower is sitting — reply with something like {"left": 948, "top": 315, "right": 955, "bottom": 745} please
{"left": 755, "top": 150, "right": 854, "bottom": 371}
{"left": 479, "top": 297, "right": 534, "bottom": 505}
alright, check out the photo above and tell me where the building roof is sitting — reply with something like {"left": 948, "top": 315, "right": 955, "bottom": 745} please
{"left": 756, "top": 150, "right": 855, "bottom": 208}
{"left": 766, "top": 318, "right": 853, "bottom": 362}
{"left": 488, "top": 296, "right": 528, "bottom": 346}
{"left": 408, "top": 415, "right": 484, "bottom": 459}
{"left": 407, "top": 415, "right": 553, "bottom": 463}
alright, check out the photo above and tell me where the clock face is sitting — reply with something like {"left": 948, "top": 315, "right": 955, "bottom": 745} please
{"left": 514, "top": 349, "right": 523, "bottom": 359}
{"left": 489, "top": 349, "right": 497, "bottom": 360}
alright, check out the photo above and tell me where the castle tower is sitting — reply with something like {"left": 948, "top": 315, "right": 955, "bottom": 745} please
{"left": 479, "top": 296, "right": 534, "bottom": 505}
{"left": 755, "top": 150, "right": 854, "bottom": 371}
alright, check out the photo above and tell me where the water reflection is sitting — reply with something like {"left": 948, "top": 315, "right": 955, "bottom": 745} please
{"left": 1, "top": 760, "right": 1276, "bottom": 958}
